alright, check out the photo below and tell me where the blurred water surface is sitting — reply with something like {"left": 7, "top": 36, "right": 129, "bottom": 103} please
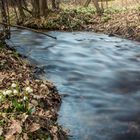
{"left": 10, "top": 30, "right": 140, "bottom": 140}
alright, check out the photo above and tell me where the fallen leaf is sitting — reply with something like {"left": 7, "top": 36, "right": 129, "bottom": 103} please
{"left": 31, "top": 99, "right": 38, "bottom": 106}
{"left": 0, "top": 127, "right": 3, "bottom": 136}
{"left": 23, "top": 133, "right": 29, "bottom": 140}
{"left": 28, "top": 123, "right": 40, "bottom": 132}
{"left": 5, "top": 120, "right": 22, "bottom": 139}
{"left": 5, "top": 135, "right": 16, "bottom": 140}
{"left": 51, "top": 126, "right": 58, "bottom": 133}
{"left": 21, "top": 113, "right": 28, "bottom": 123}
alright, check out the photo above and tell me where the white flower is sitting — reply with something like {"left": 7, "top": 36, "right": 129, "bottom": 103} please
{"left": 5, "top": 90, "right": 12, "bottom": 95}
{"left": 23, "top": 96, "right": 28, "bottom": 101}
{"left": 25, "top": 87, "right": 33, "bottom": 93}
{"left": 11, "top": 83, "right": 17, "bottom": 88}
{"left": 13, "top": 89, "right": 18, "bottom": 94}
{"left": 2, "top": 91, "right": 6, "bottom": 95}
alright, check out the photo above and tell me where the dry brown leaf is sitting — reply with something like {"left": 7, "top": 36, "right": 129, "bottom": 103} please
{"left": 28, "top": 123, "right": 40, "bottom": 132}
{"left": 31, "top": 99, "right": 38, "bottom": 106}
{"left": 23, "top": 133, "right": 29, "bottom": 140}
{"left": 21, "top": 114, "right": 28, "bottom": 123}
{"left": 1, "top": 47, "right": 66, "bottom": 139}
{"left": 51, "top": 126, "right": 58, "bottom": 134}
{"left": 25, "top": 79, "right": 30, "bottom": 85}
{"left": 5, "top": 120, "right": 22, "bottom": 139}
{"left": 5, "top": 135, "right": 16, "bottom": 140}
{"left": 0, "top": 127, "right": 3, "bottom": 136}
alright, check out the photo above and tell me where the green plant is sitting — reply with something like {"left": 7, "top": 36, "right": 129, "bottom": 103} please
{"left": 102, "top": 15, "right": 111, "bottom": 23}
{"left": 0, "top": 83, "right": 34, "bottom": 114}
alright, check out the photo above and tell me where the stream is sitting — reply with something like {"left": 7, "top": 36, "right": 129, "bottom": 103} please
{"left": 9, "top": 30, "right": 140, "bottom": 140}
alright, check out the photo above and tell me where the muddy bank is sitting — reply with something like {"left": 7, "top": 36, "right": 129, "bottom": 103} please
{"left": 0, "top": 43, "right": 67, "bottom": 140}
{"left": 23, "top": 8, "right": 140, "bottom": 41}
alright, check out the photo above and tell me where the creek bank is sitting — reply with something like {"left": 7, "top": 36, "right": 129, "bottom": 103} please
{"left": 0, "top": 43, "right": 67, "bottom": 140}
{"left": 23, "top": 8, "right": 140, "bottom": 41}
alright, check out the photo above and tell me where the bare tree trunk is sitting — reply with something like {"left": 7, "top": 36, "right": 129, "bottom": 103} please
{"left": 84, "top": 0, "right": 102, "bottom": 15}
{"left": 0, "top": 0, "right": 10, "bottom": 39}
{"left": 11, "top": 0, "right": 20, "bottom": 23}
{"left": 16, "top": 0, "right": 25, "bottom": 22}
{"left": 100, "top": 0, "right": 104, "bottom": 12}
{"left": 93, "top": 0, "right": 102, "bottom": 15}
{"left": 52, "top": 0, "right": 56, "bottom": 9}
{"left": 105, "top": 0, "right": 108, "bottom": 9}
{"left": 56, "top": 0, "right": 60, "bottom": 9}
{"left": 84, "top": 0, "right": 91, "bottom": 7}
{"left": 40, "top": 0, "right": 48, "bottom": 16}
{"left": 32, "top": 0, "right": 40, "bottom": 18}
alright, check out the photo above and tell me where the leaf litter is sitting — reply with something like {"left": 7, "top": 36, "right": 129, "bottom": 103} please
{"left": 0, "top": 44, "right": 68, "bottom": 140}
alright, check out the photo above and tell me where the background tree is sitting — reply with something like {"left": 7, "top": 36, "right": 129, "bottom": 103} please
{"left": 0, "top": 0, "right": 10, "bottom": 39}
{"left": 16, "top": 0, "right": 25, "bottom": 22}
{"left": 84, "top": 0, "right": 103, "bottom": 14}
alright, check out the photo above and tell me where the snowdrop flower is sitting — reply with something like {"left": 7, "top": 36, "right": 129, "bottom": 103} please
{"left": 23, "top": 96, "right": 28, "bottom": 101}
{"left": 11, "top": 83, "right": 17, "bottom": 88}
{"left": 13, "top": 89, "right": 18, "bottom": 94}
{"left": 2, "top": 91, "right": 6, "bottom": 96}
{"left": 5, "top": 90, "right": 12, "bottom": 95}
{"left": 25, "top": 87, "right": 33, "bottom": 93}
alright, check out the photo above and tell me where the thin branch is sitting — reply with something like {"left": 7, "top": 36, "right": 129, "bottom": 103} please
{"left": 0, "top": 22, "right": 57, "bottom": 39}
{"left": 22, "top": 6, "right": 32, "bottom": 14}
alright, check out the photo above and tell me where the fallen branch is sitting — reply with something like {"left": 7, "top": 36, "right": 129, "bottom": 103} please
{"left": 22, "top": 6, "right": 32, "bottom": 14}
{"left": 0, "top": 22, "right": 57, "bottom": 39}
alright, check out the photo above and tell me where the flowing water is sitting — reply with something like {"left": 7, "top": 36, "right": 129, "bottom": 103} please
{"left": 9, "top": 30, "right": 140, "bottom": 140}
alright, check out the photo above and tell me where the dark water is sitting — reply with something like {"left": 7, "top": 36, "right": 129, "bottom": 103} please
{"left": 9, "top": 30, "right": 140, "bottom": 140}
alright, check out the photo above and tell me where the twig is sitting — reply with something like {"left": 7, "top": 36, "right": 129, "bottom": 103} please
{"left": 0, "top": 22, "right": 57, "bottom": 39}
{"left": 22, "top": 6, "right": 32, "bottom": 14}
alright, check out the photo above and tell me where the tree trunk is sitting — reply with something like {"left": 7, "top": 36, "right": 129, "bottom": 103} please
{"left": 93, "top": 0, "right": 102, "bottom": 15}
{"left": 0, "top": 0, "right": 10, "bottom": 39}
{"left": 84, "top": 0, "right": 102, "bottom": 15}
{"left": 56, "top": 0, "right": 60, "bottom": 9}
{"left": 52, "top": 0, "right": 56, "bottom": 9}
{"left": 32, "top": 0, "right": 40, "bottom": 18}
{"left": 40, "top": 0, "right": 48, "bottom": 16}
{"left": 84, "top": 0, "right": 91, "bottom": 7}
{"left": 16, "top": 0, "right": 25, "bottom": 22}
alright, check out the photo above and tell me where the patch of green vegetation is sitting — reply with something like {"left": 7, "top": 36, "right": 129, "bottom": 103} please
{"left": 0, "top": 42, "right": 4, "bottom": 49}
{"left": 104, "top": 8, "right": 125, "bottom": 14}
{"left": 0, "top": 136, "right": 4, "bottom": 140}
{"left": 73, "top": 7, "right": 96, "bottom": 14}
{"left": 0, "top": 120, "right": 6, "bottom": 126}
{"left": 42, "top": 8, "right": 94, "bottom": 30}
{"left": 0, "top": 83, "right": 34, "bottom": 114}
{"left": 137, "top": 6, "right": 140, "bottom": 11}
{"left": 102, "top": 15, "right": 111, "bottom": 23}
{"left": 12, "top": 51, "right": 20, "bottom": 59}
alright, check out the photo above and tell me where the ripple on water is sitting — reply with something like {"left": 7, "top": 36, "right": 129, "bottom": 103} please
{"left": 10, "top": 31, "right": 140, "bottom": 140}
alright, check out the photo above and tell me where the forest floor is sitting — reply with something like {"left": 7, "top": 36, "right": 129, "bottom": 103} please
{"left": 23, "top": 7, "right": 140, "bottom": 41}
{"left": 0, "top": 5, "right": 139, "bottom": 140}
{"left": 0, "top": 43, "right": 67, "bottom": 140}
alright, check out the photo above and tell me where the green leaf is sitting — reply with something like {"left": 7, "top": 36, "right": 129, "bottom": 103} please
{"left": 27, "top": 107, "right": 36, "bottom": 115}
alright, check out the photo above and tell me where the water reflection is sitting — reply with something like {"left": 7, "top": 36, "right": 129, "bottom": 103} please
{"left": 10, "top": 30, "right": 140, "bottom": 140}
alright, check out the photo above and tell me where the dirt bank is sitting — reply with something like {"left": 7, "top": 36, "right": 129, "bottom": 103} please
{"left": 0, "top": 43, "right": 67, "bottom": 140}
{"left": 24, "top": 8, "right": 140, "bottom": 41}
